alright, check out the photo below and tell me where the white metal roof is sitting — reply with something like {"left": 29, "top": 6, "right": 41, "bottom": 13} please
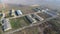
{"left": 16, "top": 10, "right": 22, "bottom": 15}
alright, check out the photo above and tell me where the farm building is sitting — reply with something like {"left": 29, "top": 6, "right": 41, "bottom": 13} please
{"left": 25, "top": 15, "right": 36, "bottom": 23}
{"left": 42, "top": 9, "right": 59, "bottom": 16}
{"left": 33, "top": 8, "right": 41, "bottom": 12}
{"left": 9, "top": 9, "right": 15, "bottom": 16}
{"left": 15, "top": 10, "right": 22, "bottom": 16}
{"left": 31, "top": 14, "right": 44, "bottom": 21}
{"left": 2, "top": 18, "right": 12, "bottom": 31}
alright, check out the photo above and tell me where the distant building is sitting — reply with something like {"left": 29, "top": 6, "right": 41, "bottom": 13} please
{"left": 15, "top": 10, "right": 22, "bottom": 16}
{"left": 33, "top": 8, "right": 41, "bottom": 12}
{"left": 2, "top": 18, "right": 12, "bottom": 31}
{"left": 9, "top": 9, "right": 15, "bottom": 16}
{"left": 25, "top": 15, "right": 36, "bottom": 23}
{"left": 42, "top": 9, "right": 59, "bottom": 16}
{"left": 31, "top": 14, "right": 44, "bottom": 21}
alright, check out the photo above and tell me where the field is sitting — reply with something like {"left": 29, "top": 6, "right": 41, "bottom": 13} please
{"left": 2, "top": 5, "right": 38, "bottom": 18}
{"left": 5, "top": 13, "right": 14, "bottom": 18}
{"left": 10, "top": 16, "right": 30, "bottom": 29}
{"left": 44, "top": 18, "right": 60, "bottom": 34}
{"left": 0, "top": 26, "right": 3, "bottom": 34}
{"left": 0, "top": 21, "right": 2, "bottom": 34}
{"left": 3, "top": 4, "right": 37, "bottom": 15}
{"left": 12, "top": 26, "right": 39, "bottom": 34}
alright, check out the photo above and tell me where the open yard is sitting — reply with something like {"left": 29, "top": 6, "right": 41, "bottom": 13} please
{"left": 10, "top": 16, "right": 30, "bottom": 29}
{"left": 13, "top": 6, "right": 35, "bottom": 14}
{"left": 0, "top": 26, "right": 3, "bottom": 34}
{"left": 4, "top": 5, "right": 36, "bottom": 14}
{"left": 5, "top": 13, "right": 14, "bottom": 18}
{"left": 12, "top": 26, "right": 39, "bottom": 34}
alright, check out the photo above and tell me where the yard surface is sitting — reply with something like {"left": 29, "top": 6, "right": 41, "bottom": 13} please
{"left": 12, "top": 26, "right": 39, "bottom": 34}
{"left": 10, "top": 16, "right": 30, "bottom": 29}
{"left": 4, "top": 5, "right": 36, "bottom": 14}
{"left": 0, "top": 26, "right": 3, "bottom": 34}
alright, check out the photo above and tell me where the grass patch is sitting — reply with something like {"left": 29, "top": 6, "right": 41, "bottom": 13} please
{"left": 10, "top": 17, "right": 30, "bottom": 29}
{"left": 0, "top": 16, "right": 2, "bottom": 19}
{"left": 0, "top": 27, "right": 3, "bottom": 34}
{"left": 5, "top": 13, "right": 14, "bottom": 18}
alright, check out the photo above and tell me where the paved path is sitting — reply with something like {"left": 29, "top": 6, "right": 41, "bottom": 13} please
{"left": 7, "top": 12, "right": 41, "bottom": 19}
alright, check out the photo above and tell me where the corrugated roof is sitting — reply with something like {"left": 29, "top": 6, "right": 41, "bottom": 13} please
{"left": 16, "top": 10, "right": 22, "bottom": 15}
{"left": 26, "top": 15, "right": 34, "bottom": 23}
{"left": 2, "top": 18, "right": 12, "bottom": 31}
{"left": 44, "top": 10, "right": 58, "bottom": 16}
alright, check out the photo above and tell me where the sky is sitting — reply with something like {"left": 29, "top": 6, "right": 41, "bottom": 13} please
{"left": 0, "top": 0, "right": 60, "bottom": 12}
{"left": 1, "top": 0, "right": 60, "bottom": 6}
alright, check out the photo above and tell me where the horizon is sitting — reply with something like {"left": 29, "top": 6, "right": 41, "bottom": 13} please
{"left": 2, "top": 0, "right": 60, "bottom": 5}
{"left": 1, "top": 0, "right": 60, "bottom": 10}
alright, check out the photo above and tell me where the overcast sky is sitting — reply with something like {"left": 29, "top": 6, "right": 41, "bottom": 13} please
{"left": 1, "top": 0, "right": 60, "bottom": 5}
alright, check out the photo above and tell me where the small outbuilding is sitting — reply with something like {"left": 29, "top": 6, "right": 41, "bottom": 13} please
{"left": 9, "top": 9, "right": 15, "bottom": 16}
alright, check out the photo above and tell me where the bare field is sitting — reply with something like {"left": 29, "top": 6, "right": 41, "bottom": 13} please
{"left": 12, "top": 26, "right": 39, "bottom": 34}
{"left": 0, "top": 27, "right": 3, "bottom": 34}
{"left": 4, "top": 5, "right": 37, "bottom": 14}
